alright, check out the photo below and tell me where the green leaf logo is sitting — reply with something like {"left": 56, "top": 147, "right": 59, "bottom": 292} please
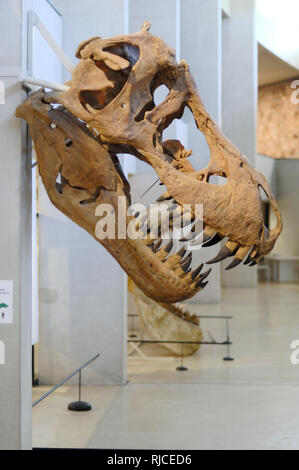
{"left": 0, "top": 303, "right": 8, "bottom": 309}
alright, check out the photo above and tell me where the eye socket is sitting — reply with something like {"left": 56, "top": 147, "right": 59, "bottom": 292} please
{"left": 79, "top": 43, "right": 140, "bottom": 112}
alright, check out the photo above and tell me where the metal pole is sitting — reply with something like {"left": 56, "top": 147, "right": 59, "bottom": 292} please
{"left": 32, "top": 353, "right": 100, "bottom": 407}
{"left": 129, "top": 314, "right": 137, "bottom": 338}
{"left": 30, "top": 10, "right": 75, "bottom": 75}
{"left": 176, "top": 342, "right": 188, "bottom": 371}
{"left": 21, "top": 75, "right": 70, "bottom": 92}
{"left": 68, "top": 366, "right": 92, "bottom": 412}
{"left": 223, "top": 318, "right": 234, "bottom": 361}
{"left": 78, "top": 369, "right": 81, "bottom": 402}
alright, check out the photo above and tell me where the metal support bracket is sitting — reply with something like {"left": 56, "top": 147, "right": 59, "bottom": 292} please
{"left": 20, "top": 9, "right": 74, "bottom": 91}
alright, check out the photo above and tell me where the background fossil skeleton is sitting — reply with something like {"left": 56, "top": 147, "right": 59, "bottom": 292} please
{"left": 128, "top": 278, "right": 202, "bottom": 356}
{"left": 16, "top": 22, "right": 282, "bottom": 304}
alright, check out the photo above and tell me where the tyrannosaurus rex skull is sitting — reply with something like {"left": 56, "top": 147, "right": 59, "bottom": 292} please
{"left": 16, "top": 22, "right": 282, "bottom": 303}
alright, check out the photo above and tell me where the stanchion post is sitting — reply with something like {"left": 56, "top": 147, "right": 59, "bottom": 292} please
{"left": 68, "top": 368, "right": 92, "bottom": 412}
{"left": 176, "top": 343, "right": 188, "bottom": 371}
{"left": 223, "top": 318, "right": 234, "bottom": 361}
{"left": 129, "top": 314, "right": 137, "bottom": 338}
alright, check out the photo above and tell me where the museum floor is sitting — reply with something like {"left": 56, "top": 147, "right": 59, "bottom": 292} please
{"left": 32, "top": 282, "right": 299, "bottom": 450}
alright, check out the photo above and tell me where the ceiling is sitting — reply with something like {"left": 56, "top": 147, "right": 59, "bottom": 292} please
{"left": 258, "top": 44, "right": 299, "bottom": 86}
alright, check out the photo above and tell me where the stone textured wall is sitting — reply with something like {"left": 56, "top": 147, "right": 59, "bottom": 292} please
{"left": 258, "top": 78, "right": 299, "bottom": 159}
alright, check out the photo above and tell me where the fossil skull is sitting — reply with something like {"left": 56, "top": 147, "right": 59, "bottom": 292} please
{"left": 16, "top": 22, "right": 282, "bottom": 303}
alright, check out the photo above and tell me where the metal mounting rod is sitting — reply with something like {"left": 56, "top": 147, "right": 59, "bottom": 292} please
{"left": 128, "top": 339, "right": 231, "bottom": 345}
{"left": 29, "top": 10, "right": 75, "bottom": 75}
{"left": 21, "top": 74, "right": 70, "bottom": 92}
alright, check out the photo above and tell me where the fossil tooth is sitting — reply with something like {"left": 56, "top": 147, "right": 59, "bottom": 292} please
{"left": 190, "top": 225, "right": 215, "bottom": 247}
{"left": 180, "top": 252, "right": 192, "bottom": 265}
{"left": 55, "top": 182, "right": 62, "bottom": 194}
{"left": 225, "top": 257, "right": 242, "bottom": 270}
{"left": 206, "top": 241, "right": 238, "bottom": 264}
{"left": 149, "top": 239, "right": 163, "bottom": 253}
{"left": 153, "top": 239, "right": 163, "bottom": 252}
{"left": 180, "top": 256, "right": 192, "bottom": 272}
{"left": 202, "top": 232, "right": 223, "bottom": 247}
{"left": 195, "top": 279, "right": 209, "bottom": 290}
{"left": 180, "top": 213, "right": 195, "bottom": 227}
{"left": 137, "top": 214, "right": 148, "bottom": 231}
{"left": 191, "top": 264, "right": 204, "bottom": 280}
{"left": 156, "top": 239, "right": 173, "bottom": 261}
{"left": 198, "top": 268, "right": 212, "bottom": 282}
{"left": 164, "top": 239, "right": 173, "bottom": 253}
{"left": 179, "top": 224, "right": 197, "bottom": 242}
{"left": 149, "top": 242, "right": 155, "bottom": 252}
{"left": 156, "top": 192, "right": 172, "bottom": 202}
{"left": 226, "top": 245, "right": 251, "bottom": 269}
{"left": 180, "top": 268, "right": 192, "bottom": 278}
{"left": 167, "top": 202, "right": 178, "bottom": 212}
{"left": 177, "top": 246, "right": 187, "bottom": 258}
{"left": 169, "top": 206, "right": 183, "bottom": 221}
{"left": 164, "top": 245, "right": 187, "bottom": 268}
{"left": 243, "top": 246, "right": 258, "bottom": 265}
{"left": 147, "top": 223, "right": 162, "bottom": 239}
{"left": 244, "top": 252, "right": 253, "bottom": 265}
{"left": 206, "top": 246, "right": 231, "bottom": 264}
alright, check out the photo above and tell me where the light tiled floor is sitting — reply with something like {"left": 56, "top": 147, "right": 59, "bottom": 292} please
{"left": 33, "top": 283, "right": 299, "bottom": 449}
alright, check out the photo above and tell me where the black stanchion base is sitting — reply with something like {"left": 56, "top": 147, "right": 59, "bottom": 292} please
{"left": 176, "top": 366, "right": 188, "bottom": 371}
{"left": 223, "top": 356, "right": 234, "bottom": 361}
{"left": 68, "top": 400, "right": 92, "bottom": 411}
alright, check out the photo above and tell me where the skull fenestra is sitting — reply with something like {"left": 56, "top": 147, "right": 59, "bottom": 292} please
{"left": 16, "top": 22, "right": 282, "bottom": 303}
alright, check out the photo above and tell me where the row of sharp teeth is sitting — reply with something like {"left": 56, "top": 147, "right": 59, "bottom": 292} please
{"left": 134, "top": 192, "right": 263, "bottom": 277}
{"left": 132, "top": 208, "right": 211, "bottom": 291}
{"left": 162, "top": 302, "right": 199, "bottom": 326}
{"left": 148, "top": 239, "right": 211, "bottom": 291}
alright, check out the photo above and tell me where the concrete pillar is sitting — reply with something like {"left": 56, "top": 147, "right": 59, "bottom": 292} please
{"left": 222, "top": 0, "right": 258, "bottom": 287}
{"left": 181, "top": 0, "right": 222, "bottom": 302}
{"left": 0, "top": 0, "right": 32, "bottom": 450}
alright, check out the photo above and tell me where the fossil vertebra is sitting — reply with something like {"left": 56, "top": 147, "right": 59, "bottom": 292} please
{"left": 16, "top": 23, "right": 282, "bottom": 303}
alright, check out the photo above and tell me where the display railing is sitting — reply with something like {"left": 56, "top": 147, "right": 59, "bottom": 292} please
{"left": 32, "top": 353, "right": 100, "bottom": 411}
{"left": 128, "top": 314, "right": 233, "bottom": 369}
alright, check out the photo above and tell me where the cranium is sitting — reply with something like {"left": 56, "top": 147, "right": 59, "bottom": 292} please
{"left": 16, "top": 23, "right": 282, "bottom": 303}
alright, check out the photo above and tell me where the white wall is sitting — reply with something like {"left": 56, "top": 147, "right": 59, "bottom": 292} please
{"left": 257, "top": 0, "right": 299, "bottom": 70}
{"left": 0, "top": 0, "right": 32, "bottom": 450}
